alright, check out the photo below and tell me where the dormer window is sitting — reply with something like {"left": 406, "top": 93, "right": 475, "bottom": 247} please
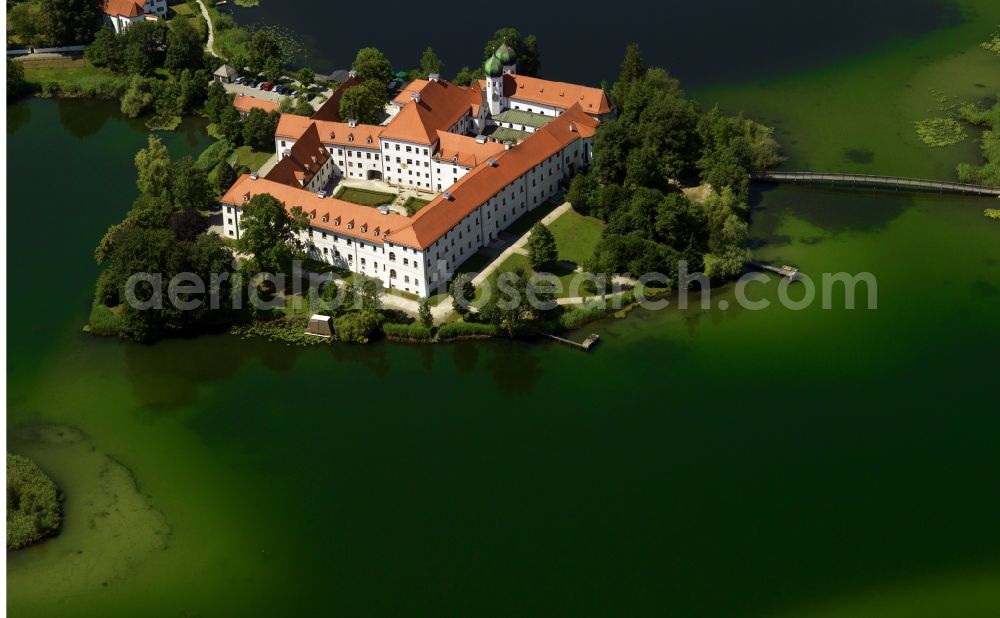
{"left": 334, "top": 216, "right": 341, "bottom": 226}
{"left": 360, "top": 223, "right": 367, "bottom": 233}
{"left": 347, "top": 134, "right": 354, "bottom": 142}
{"left": 322, "top": 214, "right": 329, "bottom": 222}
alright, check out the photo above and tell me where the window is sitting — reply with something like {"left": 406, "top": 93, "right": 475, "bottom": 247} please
{"left": 389, "top": 252, "right": 396, "bottom": 261}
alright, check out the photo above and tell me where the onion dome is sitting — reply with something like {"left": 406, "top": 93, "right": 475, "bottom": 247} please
{"left": 494, "top": 43, "right": 517, "bottom": 66}
{"left": 484, "top": 55, "right": 503, "bottom": 77}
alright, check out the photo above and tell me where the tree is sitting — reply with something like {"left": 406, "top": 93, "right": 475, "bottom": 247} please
{"left": 351, "top": 47, "right": 393, "bottom": 86}
{"left": 7, "top": 58, "right": 30, "bottom": 99}
{"left": 237, "top": 193, "right": 307, "bottom": 274}
{"left": 165, "top": 17, "right": 203, "bottom": 72}
{"left": 619, "top": 43, "right": 646, "bottom": 84}
{"left": 262, "top": 56, "right": 282, "bottom": 83}
{"left": 245, "top": 30, "right": 281, "bottom": 75}
{"left": 170, "top": 156, "right": 215, "bottom": 211}
{"left": 527, "top": 223, "right": 558, "bottom": 269}
{"left": 213, "top": 161, "right": 239, "bottom": 195}
{"left": 296, "top": 67, "right": 315, "bottom": 88}
{"left": 204, "top": 80, "right": 231, "bottom": 123}
{"left": 291, "top": 97, "right": 314, "bottom": 116}
{"left": 453, "top": 66, "right": 475, "bottom": 86}
{"left": 483, "top": 28, "right": 540, "bottom": 76}
{"left": 418, "top": 47, "right": 443, "bottom": 79}
{"left": 10, "top": 1, "right": 49, "bottom": 47}
{"left": 134, "top": 135, "right": 172, "bottom": 196}
{"left": 168, "top": 208, "right": 209, "bottom": 241}
{"left": 480, "top": 266, "right": 551, "bottom": 336}
{"left": 120, "top": 21, "right": 168, "bottom": 76}
{"left": 333, "top": 310, "right": 383, "bottom": 343}
{"left": 339, "top": 81, "right": 384, "bottom": 125}
{"left": 120, "top": 75, "right": 155, "bottom": 118}
{"left": 86, "top": 27, "right": 122, "bottom": 69}
{"left": 346, "top": 275, "right": 382, "bottom": 312}
{"left": 39, "top": 0, "right": 102, "bottom": 46}
{"left": 6, "top": 454, "right": 61, "bottom": 550}
{"left": 418, "top": 299, "right": 432, "bottom": 328}
{"left": 450, "top": 273, "right": 474, "bottom": 315}
{"left": 242, "top": 108, "right": 280, "bottom": 151}
{"left": 217, "top": 104, "right": 244, "bottom": 146}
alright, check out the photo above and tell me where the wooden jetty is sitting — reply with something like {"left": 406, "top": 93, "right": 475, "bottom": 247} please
{"left": 751, "top": 171, "right": 1000, "bottom": 197}
{"left": 750, "top": 261, "right": 800, "bottom": 280}
{"left": 545, "top": 333, "right": 600, "bottom": 351}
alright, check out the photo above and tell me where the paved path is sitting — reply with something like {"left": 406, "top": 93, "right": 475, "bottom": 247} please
{"left": 195, "top": 0, "right": 218, "bottom": 58}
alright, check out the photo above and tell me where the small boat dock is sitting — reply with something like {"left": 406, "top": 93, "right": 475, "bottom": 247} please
{"left": 545, "top": 333, "right": 600, "bottom": 352}
{"left": 750, "top": 261, "right": 801, "bottom": 280}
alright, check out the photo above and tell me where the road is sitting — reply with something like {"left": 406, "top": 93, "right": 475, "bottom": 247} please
{"left": 195, "top": 0, "right": 218, "bottom": 58}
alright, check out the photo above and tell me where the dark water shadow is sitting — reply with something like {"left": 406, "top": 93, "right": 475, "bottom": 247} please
{"left": 56, "top": 98, "right": 111, "bottom": 139}
{"left": 8, "top": 100, "right": 32, "bottom": 136}
{"left": 750, "top": 184, "right": 912, "bottom": 242}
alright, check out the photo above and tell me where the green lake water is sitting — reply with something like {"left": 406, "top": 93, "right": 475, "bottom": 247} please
{"left": 7, "top": 3, "right": 1000, "bottom": 615}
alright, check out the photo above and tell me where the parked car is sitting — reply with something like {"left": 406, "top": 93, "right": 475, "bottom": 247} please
{"left": 290, "top": 90, "right": 301, "bottom": 98}
{"left": 305, "top": 93, "right": 316, "bottom": 101}
{"left": 275, "top": 85, "right": 287, "bottom": 94}
{"left": 262, "top": 82, "right": 274, "bottom": 91}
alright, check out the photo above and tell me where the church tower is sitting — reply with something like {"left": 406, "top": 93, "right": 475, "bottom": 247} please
{"left": 495, "top": 43, "right": 518, "bottom": 75}
{"left": 485, "top": 55, "right": 504, "bottom": 115}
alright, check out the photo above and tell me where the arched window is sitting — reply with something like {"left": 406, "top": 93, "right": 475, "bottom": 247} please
{"left": 389, "top": 252, "right": 396, "bottom": 261}
{"left": 390, "top": 269, "right": 397, "bottom": 279}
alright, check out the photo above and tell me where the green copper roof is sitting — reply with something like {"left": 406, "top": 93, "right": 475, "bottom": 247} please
{"left": 494, "top": 43, "right": 517, "bottom": 65}
{"left": 484, "top": 55, "right": 503, "bottom": 77}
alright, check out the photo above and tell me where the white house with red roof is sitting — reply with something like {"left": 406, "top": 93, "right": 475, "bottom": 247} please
{"left": 221, "top": 45, "right": 608, "bottom": 297}
{"left": 102, "top": 0, "right": 167, "bottom": 34}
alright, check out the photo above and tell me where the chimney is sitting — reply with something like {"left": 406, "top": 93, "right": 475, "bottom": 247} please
{"left": 250, "top": 172, "right": 259, "bottom": 180}
{"left": 504, "top": 141, "right": 514, "bottom": 150}
{"left": 410, "top": 92, "right": 421, "bottom": 103}
{"left": 428, "top": 73, "right": 440, "bottom": 82}
{"left": 475, "top": 134, "right": 486, "bottom": 144}
{"left": 348, "top": 117, "right": 357, "bottom": 128}
{"left": 348, "top": 69, "right": 357, "bottom": 78}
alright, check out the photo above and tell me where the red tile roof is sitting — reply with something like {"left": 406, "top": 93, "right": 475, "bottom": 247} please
{"left": 434, "top": 131, "right": 504, "bottom": 168}
{"left": 222, "top": 175, "right": 410, "bottom": 245}
{"left": 265, "top": 123, "right": 331, "bottom": 188}
{"left": 385, "top": 104, "right": 598, "bottom": 250}
{"left": 276, "top": 115, "right": 382, "bottom": 149}
{"left": 504, "top": 74, "right": 613, "bottom": 115}
{"left": 380, "top": 79, "right": 478, "bottom": 145}
{"left": 233, "top": 94, "right": 280, "bottom": 115}
{"left": 103, "top": 0, "right": 143, "bottom": 17}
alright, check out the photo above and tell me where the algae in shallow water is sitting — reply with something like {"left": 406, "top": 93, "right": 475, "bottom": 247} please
{"left": 914, "top": 117, "right": 967, "bottom": 146}
{"left": 6, "top": 425, "right": 171, "bottom": 596}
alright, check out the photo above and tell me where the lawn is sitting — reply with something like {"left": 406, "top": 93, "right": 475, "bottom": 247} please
{"left": 230, "top": 145, "right": 273, "bottom": 172}
{"left": 402, "top": 196, "right": 430, "bottom": 215}
{"left": 475, "top": 253, "right": 599, "bottom": 302}
{"left": 169, "top": 2, "right": 206, "bottom": 37}
{"left": 547, "top": 208, "right": 605, "bottom": 266}
{"left": 500, "top": 199, "right": 562, "bottom": 239}
{"left": 20, "top": 57, "right": 115, "bottom": 91}
{"left": 334, "top": 187, "right": 397, "bottom": 207}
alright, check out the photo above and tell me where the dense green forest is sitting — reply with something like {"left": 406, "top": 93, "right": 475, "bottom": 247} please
{"left": 569, "top": 44, "right": 782, "bottom": 281}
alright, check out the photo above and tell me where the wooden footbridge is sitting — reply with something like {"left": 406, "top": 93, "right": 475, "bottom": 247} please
{"left": 751, "top": 171, "right": 1000, "bottom": 197}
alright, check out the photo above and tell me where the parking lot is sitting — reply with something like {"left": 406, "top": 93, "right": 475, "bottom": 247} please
{"left": 222, "top": 77, "right": 333, "bottom": 111}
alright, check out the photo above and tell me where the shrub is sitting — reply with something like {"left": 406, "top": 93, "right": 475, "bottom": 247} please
{"left": 40, "top": 81, "right": 61, "bottom": 97}
{"left": 334, "top": 310, "right": 383, "bottom": 343}
{"left": 7, "top": 454, "right": 61, "bottom": 550}
{"left": 87, "top": 301, "right": 122, "bottom": 336}
{"left": 196, "top": 139, "right": 234, "bottom": 171}
{"left": 437, "top": 321, "right": 500, "bottom": 340}
{"left": 382, "top": 322, "right": 433, "bottom": 341}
